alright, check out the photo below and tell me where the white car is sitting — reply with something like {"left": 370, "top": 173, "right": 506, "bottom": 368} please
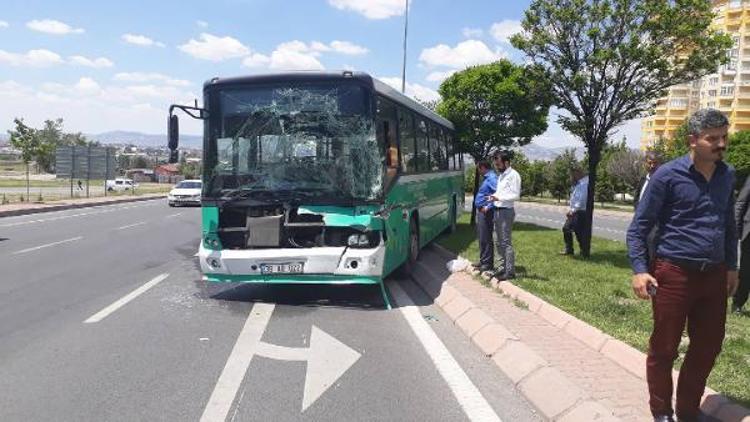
{"left": 106, "top": 178, "right": 138, "bottom": 192}
{"left": 168, "top": 180, "right": 202, "bottom": 206}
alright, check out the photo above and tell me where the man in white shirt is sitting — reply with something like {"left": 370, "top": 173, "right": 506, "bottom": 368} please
{"left": 487, "top": 151, "right": 522, "bottom": 279}
{"left": 561, "top": 167, "right": 589, "bottom": 256}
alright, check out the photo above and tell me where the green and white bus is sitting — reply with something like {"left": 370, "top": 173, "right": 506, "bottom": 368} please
{"left": 168, "top": 71, "right": 464, "bottom": 308}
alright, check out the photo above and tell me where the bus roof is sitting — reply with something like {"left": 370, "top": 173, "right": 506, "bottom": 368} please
{"left": 204, "top": 71, "right": 454, "bottom": 130}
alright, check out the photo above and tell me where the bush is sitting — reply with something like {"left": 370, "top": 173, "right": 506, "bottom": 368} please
{"left": 464, "top": 165, "right": 476, "bottom": 193}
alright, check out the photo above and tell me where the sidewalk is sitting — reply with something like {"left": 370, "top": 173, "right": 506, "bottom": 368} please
{"left": 413, "top": 246, "right": 750, "bottom": 421}
{"left": 0, "top": 193, "right": 166, "bottom": 218}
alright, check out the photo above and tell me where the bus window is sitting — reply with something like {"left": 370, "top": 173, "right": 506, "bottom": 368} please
{"left": 436, "top": 127, "right": 448, "bottom": 170}
{"left": 398, "top": 110, "right": 417, "bottom": 173}
{"left": 429, "top": 124, "right": 442, "bottom": 171}
{"left": 416, "top": 118, "right": 430, "bottom": 172}
{"left": 377, "top": 97, "right": 399, "bottom": 185}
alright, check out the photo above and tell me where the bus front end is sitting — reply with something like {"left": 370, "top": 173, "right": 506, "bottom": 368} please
{"left": 196, "top": 73, "right": 394, "bottom": 304}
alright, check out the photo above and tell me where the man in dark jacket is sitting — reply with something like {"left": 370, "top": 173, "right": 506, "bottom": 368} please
{"left": 733, "top": 176, "right": 750, "bottom": 314}
{"left": 634, "top": 150, "right": 663, "bottom": 208}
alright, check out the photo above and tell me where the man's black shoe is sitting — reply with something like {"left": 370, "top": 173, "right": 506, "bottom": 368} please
{"left": 731, "top": 303, "right": 744, "bottom": 315}
{"left": 653, "top": 415, "right": 674, "bottom": 422}
{"left": 479, "top": 265, "right": 494, "bottom": 272}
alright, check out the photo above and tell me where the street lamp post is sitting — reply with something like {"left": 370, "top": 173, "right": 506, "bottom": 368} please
{"left": 401, "top": 0, "right": 410, "bottom": 94}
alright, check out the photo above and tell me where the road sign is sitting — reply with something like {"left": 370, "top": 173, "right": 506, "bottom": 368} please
{"left": 55, "top": 146, "right": 117, "bottom": 179}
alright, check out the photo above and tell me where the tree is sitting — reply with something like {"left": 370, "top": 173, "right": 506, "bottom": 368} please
{"left": 437, "top": 60, "right": 553, "bottom": 223}
{"left": 512, "top": 0, "right": 731, "bottom": 257}
{"left": 607, "top": 148, "right": 645, "bottom": 199}
{"left": 7, "top": 118, "right": 41, "bottom": 201}
{"left": 545, "top": 149, "right": 579, "bottom": 202}
{"left": 36, "top": 119, "right": 64, "bottom": 173}
{"left": 180, "top": 161, "right": 202, "bottom": 179}
{"left": 727, "top": 130, "right": 750, "bottom": 190}
{"left": 131, "top": 155, "right": 150, "bottom": 169}
{"left": 527, "top": 160, "right": 548, "bottom": 197}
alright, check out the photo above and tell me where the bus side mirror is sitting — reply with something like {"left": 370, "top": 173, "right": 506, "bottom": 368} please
{"left": 168, "top": 114, "right": 179, "bottom": 151}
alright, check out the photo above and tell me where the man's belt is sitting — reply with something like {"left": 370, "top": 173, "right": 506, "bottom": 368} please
{"left": 657, "top": 256, "right": 723, "bottom": 273}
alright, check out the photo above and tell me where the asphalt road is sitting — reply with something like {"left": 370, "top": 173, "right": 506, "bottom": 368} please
{"left": 0, "top": 200, "right": 540, "bottom": 422}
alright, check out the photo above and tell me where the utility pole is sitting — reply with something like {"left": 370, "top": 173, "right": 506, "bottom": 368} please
{"left": 401, "top": 0, "right": 410, "bottom": 94}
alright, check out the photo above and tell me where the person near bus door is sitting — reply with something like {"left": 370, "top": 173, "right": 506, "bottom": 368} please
{"left": 627, "top": 108, "right": 739, "bottom": 422}
{"left": 472, "top": 160, "right": 497, "bottom": 273}
{"left": 733, "top": 175, "right": 750, "bottom": 315}
{"left": 487, "top": 151, "right": 521, "bottom": 280}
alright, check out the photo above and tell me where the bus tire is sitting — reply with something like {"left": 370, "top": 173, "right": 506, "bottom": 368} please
{"left": 446, "top": 197, "right": 457, "bottom": 234}
{"left": 398, "top": 218, "right": 419, "bottom": 276}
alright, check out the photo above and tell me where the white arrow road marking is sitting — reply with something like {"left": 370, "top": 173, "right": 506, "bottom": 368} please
{"left": 390, "top": 281, "right": 502, "bottom": 422}
{"left": 256, "top": 326, "right": 362, "bottom": 411}
{"left": 84, "top": 273, "right": 169, "bottom": 323}
{"left": 201, "top": 302, "right": 275, "bottom": 422}
{"left": 116, "top": 221, "right": 147, "bottom": 230}
{"left": 12, "top": 236, "right": 83, "bottom": 254}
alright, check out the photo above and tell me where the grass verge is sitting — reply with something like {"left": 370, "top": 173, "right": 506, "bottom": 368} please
{"left": 437, "top": 213, "right": 750, "bottom": 407}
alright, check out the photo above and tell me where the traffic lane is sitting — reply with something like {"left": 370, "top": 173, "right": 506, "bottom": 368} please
{"left": 0, "top": 206, "right": 201, "bottom": 362}
{"left": 0, "top": 199, "right": 175, "bottom": 254}
{"left": 0, "top": 260, "right": 248, "bottom": 422}
{"left": 514, "top": 204, "right": 630, "bottom": 242}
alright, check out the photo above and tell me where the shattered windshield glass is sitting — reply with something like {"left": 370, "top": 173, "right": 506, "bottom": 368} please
{"left": 205, "top": 82, "right": 383, "bottom": 202}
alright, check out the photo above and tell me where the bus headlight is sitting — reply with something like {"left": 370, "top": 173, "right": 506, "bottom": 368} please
{"left": 204, "top": 236, "right": 221, "bottom": 249}
{"left": 347, "top": 232, "right": 380, "bottom": 248}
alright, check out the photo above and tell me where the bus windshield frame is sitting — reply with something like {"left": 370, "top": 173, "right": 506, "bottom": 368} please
{"left": 202, "top": 80, "right": 383, "bottom": 205}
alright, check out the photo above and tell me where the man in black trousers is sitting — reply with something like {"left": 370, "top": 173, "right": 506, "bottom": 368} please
{"left": 733, "top": 175, "right": 750, "bottom": 315}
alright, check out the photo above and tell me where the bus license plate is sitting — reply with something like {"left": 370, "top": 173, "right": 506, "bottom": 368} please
{"left": 260, "top": 262, "right": 304, "bottom": 275}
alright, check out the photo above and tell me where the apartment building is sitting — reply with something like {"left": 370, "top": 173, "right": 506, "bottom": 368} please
{"left": 641, "top": 0, "right": 750, "bottom": 149}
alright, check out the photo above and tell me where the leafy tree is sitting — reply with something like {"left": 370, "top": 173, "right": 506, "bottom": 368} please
{"left": 651, "top": 121, "right": 690, "bottom": 162}
{"left": 131, "top": 155, "right": 150, "bottom": 169}
{"left": 7, "top": 118, "right": 41, "bottom": 201}
{"left": 464, "top": 164, "right": 476, "bottom": 193}
{"left": 545, "top": 149, "right": 579, "bottom": 202}
{"left": 180, "top": 161, "right": 202, "bottom": 179}
{"left": 607, "top": 148, "right": 645, "bottom": 200}
{"left": 36, "top": 119, "right": 64, "bottom": 173}
{"left": 527, "top": 160, "right": 548, "bottom": 197}
{"left": 437, "top": 59, "right": 553, "bottom": 223}
{"left": 727, "top": 131, "right": 750, "bottom": 190}
{"left": 512, "top": 0, "right": 731, "bottom": 257}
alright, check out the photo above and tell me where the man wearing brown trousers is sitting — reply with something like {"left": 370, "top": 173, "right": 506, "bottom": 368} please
{"left": 627, "top": 109, "right": 739, "bottom": 422}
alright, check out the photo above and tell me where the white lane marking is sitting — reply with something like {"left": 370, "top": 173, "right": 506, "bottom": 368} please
{"left": 116, "top": 221, "right": 146, "bottom": 230}
{"left": 166, "top": 212, "right": 183, "bottom": 218}
{"left": 390, "top": 282, "right": 502, "bottom": 422}
{"left": 13, "top": 236, "right": 83, "bottom": 255}
{"left": 0, "top": 203, "right": 156, "bottom": 228}
{"left": 200, "top": 302, "right": 275, "bottom": 422}
{"left": 84, "top": 273, "right": 169, "bottom": 323}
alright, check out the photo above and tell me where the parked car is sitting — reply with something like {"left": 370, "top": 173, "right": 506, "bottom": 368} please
{"left": 106, "top": 178, "right": 138, "bottom": 192}
{"left": 167, "top": 180, "right": 202, "bottom": 206}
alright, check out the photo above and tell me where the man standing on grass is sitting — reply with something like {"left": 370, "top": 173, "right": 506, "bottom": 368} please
{"left": 733, "top": 175, "right": 750, "bottom": 315}
{"left": 560, "top": 167, "right": 589, "bottom": 256}
{"left": 472, "top": 160, "right": 497, "bottom": 272}
{"left": 627, "top": 109, "right": 739, "bottom": 422}
{"left": 487, "top": 151, "right": 521, "bottom": 280}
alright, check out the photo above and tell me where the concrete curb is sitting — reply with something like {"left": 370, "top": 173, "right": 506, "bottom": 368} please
{"left": 412, "top": 256, "right": 620, "bottom": 421}
{"left": 430, "top": 243, "right": 750, "bottom": 421}
{"left": 0, "top": 194, "right": 165, "bottom": 218}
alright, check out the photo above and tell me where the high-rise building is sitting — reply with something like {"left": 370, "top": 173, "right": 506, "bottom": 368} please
{"left": 640, "top": 0, "right": 750, "bottom": 150}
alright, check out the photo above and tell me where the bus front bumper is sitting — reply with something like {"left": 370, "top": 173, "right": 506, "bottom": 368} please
{"left": 198, "top": 241, "right": 386, "bottom": 283}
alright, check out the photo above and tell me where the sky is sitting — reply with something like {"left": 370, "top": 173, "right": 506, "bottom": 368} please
{"left": 0, "top": 0, "right": 642, "bottom": 149}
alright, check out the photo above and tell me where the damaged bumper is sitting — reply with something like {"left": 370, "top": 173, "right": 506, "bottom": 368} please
{"left": 198, "top": 241, "right": 385, "bottom": 284}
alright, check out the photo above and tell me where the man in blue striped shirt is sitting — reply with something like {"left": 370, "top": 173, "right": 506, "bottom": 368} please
{"left": 627, "top": 109, "right": 739, "bottom": 422}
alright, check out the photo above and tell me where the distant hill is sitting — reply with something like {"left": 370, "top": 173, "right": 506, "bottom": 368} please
{"left": 518, "top": 142, "right": 585, "bottom": 162}
{"left": 87, "top": 131, "right": 202, "bottom": 148}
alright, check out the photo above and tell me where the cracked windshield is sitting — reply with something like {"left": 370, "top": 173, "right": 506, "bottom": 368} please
{"left": 2, "top": 0, "right": 749, "bottom": 421}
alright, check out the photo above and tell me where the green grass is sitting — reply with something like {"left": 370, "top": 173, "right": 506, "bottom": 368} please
{"left": 438, "top": 214, "right": 750, "bottom": 407}
{"left": 0, "top": 179, "right": 70, "bottom": 188}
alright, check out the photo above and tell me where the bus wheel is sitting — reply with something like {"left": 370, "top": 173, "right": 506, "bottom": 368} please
{"left": 396, "top": 217, "right": 419, "bottom": 277}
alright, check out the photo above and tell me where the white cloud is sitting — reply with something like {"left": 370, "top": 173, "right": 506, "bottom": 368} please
{"left": 113, "top": 72, "right": 190, "bottom": 86}
{"left": 0, "top": 21, "right": 8, "bottom": 29}
{"left": 269, "top": 47, "right": 324, "bottom": 71}
{"left": 490, "top": 20, "right": 522, "bottom": 44}
{"left": 242, "top": 53, "right": 271, "bottom": 69}
{"left": 330, "top": 40, "right": 368, "bottom": 55}
{"left": 462, "top": 27, "right": 484, "bottom": 38}
{"left": 26, "top": 19, "right": 84, "bottom": 35}
{"left": 0, "top": 49, "right": 64, "bottom": 67}
{"left": 122, "top": 33, "right": 165, "bottom": 48}
{"left": 328, "top": 0, "right": 407, "bottom": 19}
{"left": 69, "top": 55, "right": 114, "bottom": 68}
{"left": 74, "top": 77, "right": 102, "bottom": 96}
{"left": 196, "top": 20, "right": 208, "bottom": 28}
{"left": 380, "top": 76, "right": 440, "bottom": 102}
{"left": 419, "top": 40, "right": 503, "bottom": 70}
{"left": 178, "top": 33, "right": 250, "bottom": 61}
{"left": 426, "top": 70, "right": 456, "bottom": 83}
